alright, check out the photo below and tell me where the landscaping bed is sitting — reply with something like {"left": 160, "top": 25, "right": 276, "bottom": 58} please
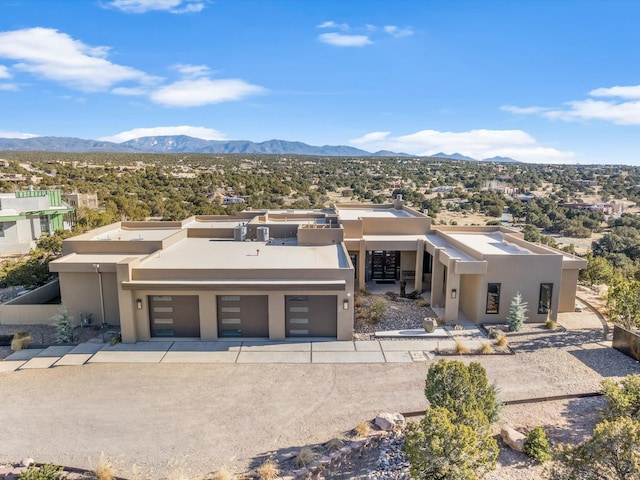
{"left": 0, "top": 324, "right": 101, "bottom": 360}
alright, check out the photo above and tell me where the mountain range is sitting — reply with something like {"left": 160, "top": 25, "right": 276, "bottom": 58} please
{"left": 0, "top": 135, "right": 520, "bottom": 162}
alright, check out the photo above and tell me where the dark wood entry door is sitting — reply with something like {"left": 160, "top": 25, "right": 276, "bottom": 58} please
{"left": 371, "top": 251, "right": 400, "bottom": 280}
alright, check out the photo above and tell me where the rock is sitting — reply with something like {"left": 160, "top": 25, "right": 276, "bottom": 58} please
{"left": 501, "top": 426, "right": 526, "bottom": 452}
{"left": 20, "top": 459, "right": 34, "bottom": 468}
{"left": 375, "top": 412, "right": 405, "bottom": 431}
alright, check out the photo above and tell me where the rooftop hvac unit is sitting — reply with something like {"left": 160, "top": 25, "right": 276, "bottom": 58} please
{"left": 234, "top": 224, "right": 247, "bottom": 241}
{"left": 256, "top": 226, "right": 270, "bottom": 242}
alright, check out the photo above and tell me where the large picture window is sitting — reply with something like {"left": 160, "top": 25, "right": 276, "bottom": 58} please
{"left": 538, "top": 283, "right": 553, "bottom": 314}
{"left": 486, "top": 283, "right": 501, "bottom": 314}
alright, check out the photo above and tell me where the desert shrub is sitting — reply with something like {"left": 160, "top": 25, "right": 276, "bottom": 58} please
{"left": 256, "top": 460, "right": 280, "bottom": 480}
{"left": 384, "top": 291, "right": 399, "bottom": 301}
{"left": 325, "top": 438, "right": 343, "bottom": 451}
{"left": 455, "top": 338, "right": 470, "bottom": 354}
{"left": 11, "top": 330, "right": 32, "bottom": 351}
{"left": 353, "top": 296, "right": 364, "bottom": 308}
{"left": 406, "top": 290, "right": 422, "bottom": 299}
{"left": 210, "top": 467, "right": 235, "bottom": 480}
{"left": 425, "top": 360, "right": 501, "bottom": 423}
{"left": 479, "top": 342, "right": 494, "bottom": 354}
{"left": 403, "top": 406, "right": 498, "bottom": 480}
{"left": 53, "top": 310, "right": 75, "bottom": 344}
{"left": 487, "top": 326, "right": 504, "bottom": 339}
{"left": 496, "top": 335, "right": 508, "bottom": 348}
{"left": 18, "top": 464, "right": 63, "bottom": 480}
{"left": 600, "top": 374, "right": 640, "bottom": 420}
{"left": 523, "top": 426, "right": 552, "bottom": 462}
{"left": 370, "top": 298, "right": 386, "bottom": 323}
{"left": 94, "top": 453, "right": 114, "bottom": 480}
{"left": 545, "top": 319, "right": 557, "bottom": 331}
{"left": 294, "top": 448, "right": 318, "bottom": 467}
{"left": 550, "top": 416, "right": 640, "bottom": 479}
{"left": 416, "top": 298, "right": 430, "bottom": 307}
{"left": 353, "top": 421, "right": 371, "bottom": 437}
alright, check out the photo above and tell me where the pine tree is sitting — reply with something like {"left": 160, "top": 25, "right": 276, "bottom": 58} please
{"left": 508, "top": 291, "right": 527, "bottom": 332}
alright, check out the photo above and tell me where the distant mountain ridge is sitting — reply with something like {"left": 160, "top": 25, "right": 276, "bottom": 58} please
{"left": 0, "top": 135, "right": 520, "bottom": 162}
{"left": 431, "top": 152, "right": 521, "bottom": 163}
{"left": 0, "top": 135, "right": 413, "bottom": 157}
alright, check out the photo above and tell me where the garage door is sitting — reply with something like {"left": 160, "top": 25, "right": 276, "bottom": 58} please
{"left": 217, "top": 295, "right": 269, "bottom": 337}
{"left": 285, "top": 295, "right": 337, "bottom": 337}
{"left": 149, "top": 295, "right": 200, "bottom": 337}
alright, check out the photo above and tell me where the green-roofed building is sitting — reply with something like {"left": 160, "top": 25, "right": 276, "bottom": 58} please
{"left": 0, "top": 189, "right": 74, "bottom": 255}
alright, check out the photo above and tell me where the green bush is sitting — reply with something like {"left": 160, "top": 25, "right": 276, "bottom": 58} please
{"left": 54, "top": 310, "right": 76, "bottom": 344}
{"left": 523, "top": 426, "right": 552, "bottom": 462}
{"left": 403, "top": 406, "right": 498, "bottom": 480}
{"left": 425, "top": 359, "right": 501, "bottom": 423}
{"left": 18, "top": 464, "right": 63, "bottom": 480}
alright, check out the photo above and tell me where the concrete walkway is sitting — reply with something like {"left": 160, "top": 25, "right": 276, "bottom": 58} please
{"left": 1, "top": 338, "right": 452, "bottom": 370}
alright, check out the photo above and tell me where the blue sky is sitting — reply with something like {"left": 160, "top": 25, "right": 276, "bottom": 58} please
{"left": 1, "top": 0, "right": 640, "bottom": 164}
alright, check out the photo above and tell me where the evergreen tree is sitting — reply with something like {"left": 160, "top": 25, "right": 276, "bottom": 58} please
{"left": 508, "top": 291, "right": 528, "bottom": 332}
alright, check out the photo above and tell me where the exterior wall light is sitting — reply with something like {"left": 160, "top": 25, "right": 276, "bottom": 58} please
{"left": 343, "top": 298, "right": 349, "bottom": 310}
{"left": 136, "top": 298, "right": 143, "bottom": 310}
{"left": 451, "top": 289, "right": 457, "bottom": 299}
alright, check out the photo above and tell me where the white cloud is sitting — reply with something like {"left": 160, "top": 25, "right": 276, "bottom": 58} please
{"left": 317, "top": 21, "right": 350, "bottom": 31}
{"left": 383, "top": 25, "right": 414, "bottom": 38}
{"left": 350, "top": 131, "right": 391, "bottom": 145}
{"left": 500, "top": 105, "right": 551, "bottom": 114}
{"left": 106, "top": 0, "right": 207, "bottom": 14}
{"left": 318, "top": 32, "right": 372, "bottom": 47}
{"left": 0, "top": 27, "right": 159, "bottom": 91}
{"left": 0, "top": 83, "right": 18, "bottom": 91}
{"left": 150, "top": 78, "right": 265, "bottom": 107}
{"left": 503, "top": 84, "right": 640, "bottom": 126}
{"left": 111, "top": 86, "right": 149, "bottom": 96}
{"left": 100, "top": 125, "right": 227, "bottom": 143}
{"left": 171, "top": 63, "right": 211, "bottom": 78}
{"left": 0, "top": 130, "right": 39, "bottom": 139}
{"left": 0, "top": 65, "right": 10, "bottom": 79}
{"left": 350, "top": 128, "right": 575, "bottom": 163}
{"left": 589, "top": 85, "right": 640, "bottom": 99}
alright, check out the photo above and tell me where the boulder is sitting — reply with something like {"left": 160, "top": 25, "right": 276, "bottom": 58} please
{"left": 501, "top": 426, "right": 526, "bottom": 452}
{"left": 20, "top": 458, "right": 34, "bottom": 468}
{"left": 375, "top": 412, "right": 406, "bottom": 431}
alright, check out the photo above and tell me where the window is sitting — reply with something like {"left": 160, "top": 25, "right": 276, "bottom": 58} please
{"left": 486, "top": 283, "right": 501, "bottom": 314}
{"left": 0, "top": 224, "right": 4, "bottom": 238}
{"left": 538, "top": 283, "right": 553, "bottom": 314}
{"left": 39, "top": 215, "right": 50, "bottom": 234}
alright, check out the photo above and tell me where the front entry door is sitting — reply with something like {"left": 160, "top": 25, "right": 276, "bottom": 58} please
{"left": 371, "top": 251, "right": 400, "bottom": 280}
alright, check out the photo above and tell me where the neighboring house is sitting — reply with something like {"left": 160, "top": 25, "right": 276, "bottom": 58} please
{"left": 62, "top": 192, "right": 99, "bottom": 210}
{"left": 50, "top": 197, "right": 586, "bottom": 343}
{"left": 0, "top": 189, "right": 74, "bottom": 256}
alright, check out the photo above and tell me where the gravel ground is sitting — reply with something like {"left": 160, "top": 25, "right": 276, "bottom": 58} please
{"left": 0, "top": 324, "right": 102, "bottom": 360}
{"left": 1, "top": 290, "right": 637, "bottom": 479}
{"left": 353, "top": 294, "right": 435, "bottom": 340}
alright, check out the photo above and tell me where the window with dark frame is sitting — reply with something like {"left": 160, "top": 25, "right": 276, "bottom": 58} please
{"left": 486, "top": 283, "right": 501, "bottom": 314}
{"left": 538, "top": 283, "right": 553, "bottom": 314}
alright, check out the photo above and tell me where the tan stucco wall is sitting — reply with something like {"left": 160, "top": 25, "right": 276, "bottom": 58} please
{"left": 0, "top": 305, "right": 62, "bottom": 325}
{"left": 58, "top": 272, "right": 107, "bottom": 325}
{"left": 559, "top": 269, "right": 579, "bottom": 312}
{"left": 459, "top": 274, "right": 483, "bottom": 322}
{"left": 480, "top": 254, "right": 561, "bottom": 323}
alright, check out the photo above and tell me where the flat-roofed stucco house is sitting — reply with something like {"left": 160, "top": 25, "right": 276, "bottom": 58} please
{"left": 50, "top": 198, "right": 586, "bottom": 343}
{"left": 0, "top": 189, "right": 73, "bottom": 256}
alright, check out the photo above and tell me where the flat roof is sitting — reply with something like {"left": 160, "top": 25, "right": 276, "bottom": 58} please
{"left": 446, "top": 233, "right": 534, "bottom": 256}
{"left": 91, "top": 228, "right": 179, "bottom": 241}
{"left": 184, "top": 219, "right": 250, "bottom": 229}
{"left": 426, "top": 234, "right": 479, "bottom": 262}
{"left": 137, "top": 238, "right": 350, "bottom": 270}
{"left": 337, "top": 208, "right": 415, "bottom": 220}
{"left": 50, "top": 253, "right": 145, "bottom": 265}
